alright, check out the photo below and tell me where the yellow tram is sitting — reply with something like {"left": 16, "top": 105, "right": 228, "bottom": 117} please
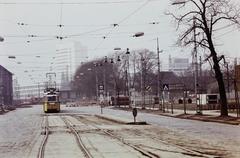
{"left": 43, "top": 88, "right": 60, "bottom": 113}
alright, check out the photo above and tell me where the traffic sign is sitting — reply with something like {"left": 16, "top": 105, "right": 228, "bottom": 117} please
{"left": 169, "top": 84, "right": 184, "bottom": 91}
{"left": 98, "top": 85, "right": 104, "bottom": 90}
{"left": 163, "top": 84, "right": 169, "bottom": 91}
{"left": 146, "top": 86, "right": 151, "bottom": 91}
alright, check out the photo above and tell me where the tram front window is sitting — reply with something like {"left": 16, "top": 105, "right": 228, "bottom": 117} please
{"left": 48, "top": 96, "right": 56, "bottom": 102}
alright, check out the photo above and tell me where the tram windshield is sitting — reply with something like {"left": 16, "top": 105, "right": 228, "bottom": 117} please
{"left": 47, "top": 96, "right": 57, "bottom": 102}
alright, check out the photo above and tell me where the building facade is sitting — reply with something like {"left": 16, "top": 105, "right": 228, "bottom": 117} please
{"left": 54, "top": 42, "right": 88, "bottom": 90}
{"left": 0, "top": 65, "right": 13, "bottom": 105}
{"left": 169, "top": 55, "right": 190, "bottom": 75}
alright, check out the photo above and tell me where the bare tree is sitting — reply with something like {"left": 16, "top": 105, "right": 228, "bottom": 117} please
{"left": 168, "top": 0, "right": 240, "bottom": 116}
{"left": 133, "top": 49, "right": 157, "bottom": 92}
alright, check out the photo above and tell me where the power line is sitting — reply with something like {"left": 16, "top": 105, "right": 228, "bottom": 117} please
{"left": 92, "top": 0, "right": 149, "bottom": 50}
{"left": 214, "top": 23, "right": 236, "bottom": 31}
{"left": 118, "top": 0, "right": 149, "bottom": 24}
{"left": 15, "top": 21, "right": 164, "bottom": 28}
{"left": 0, "top": 0, "right": 146, "bottom": 5}
{"left": 215, "top": 27, "right": 237, "bottom": 38}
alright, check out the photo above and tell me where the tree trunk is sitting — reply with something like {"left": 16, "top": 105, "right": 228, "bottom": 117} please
{"left": 212, "top": 53, "right": 228, "bottom": 116}
{"left": 205, "top": 24, "right": 228, "bottom": 116}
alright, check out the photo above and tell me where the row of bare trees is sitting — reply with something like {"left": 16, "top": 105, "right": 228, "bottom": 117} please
{"left": 72, "top": 0, "right": 240, "bottom": 116}
{"left": 72, "top": 49, "right": 158, "bottom": 99}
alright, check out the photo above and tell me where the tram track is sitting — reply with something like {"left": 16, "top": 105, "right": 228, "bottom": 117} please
{"left": 36, "top": 114, "right": 224, "bottom": 158}
{"left": 37, "top": 115, "right": 93, "bottom": 158}
{"left": 71, "top": 115, "right": 159, "bottom": 158}
{"left": 71, "top": 115, "right": 223, "bottom": 158}
{"left": 37, "top": 115, "right": 49, "bottom": 158}
{"left": 60, "top": 116, "right": 93, "bottom": 158}
{"left": 145, "top": 135, "right": 217, "bottom": 158}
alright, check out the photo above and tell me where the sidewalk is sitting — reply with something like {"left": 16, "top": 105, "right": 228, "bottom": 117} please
{"left": 112, "top": 106, "right": 240, "bottom": 125}
{"left": 0, "top": 105, "right": 16, "bottom": 115}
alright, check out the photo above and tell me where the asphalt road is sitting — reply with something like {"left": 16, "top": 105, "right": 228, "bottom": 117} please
{"left": 68, "top": 105, "right": 240, "bottom": 157}
{"left": 0, "top": 104, "right": 239, "bottom": 158}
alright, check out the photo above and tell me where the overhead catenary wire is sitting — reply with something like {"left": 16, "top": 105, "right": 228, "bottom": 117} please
{"left": 0, "top": 0, "right": 147, "bottom": 5}
{"left": 3, "top": 23, "right": 166, "bottom": 39}
{"left": 118, "top": 0, "right": 149, "bottom": 24}
{"left": 14, "top": 20, "right": 165, "bottom": 28}
{"left": 92, "top": 0, "right": 150, "bottom": 50}
{"left": 59, "top": 0, "right": 64, "bottom": 36}
{"left": 215, "top": 27, "right": 237, "bottom": 38}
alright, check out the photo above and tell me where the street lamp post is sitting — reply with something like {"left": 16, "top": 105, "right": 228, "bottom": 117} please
{"left": 94, "top": 63, "right": 100, "bottom": 102}
{"left": 110, "top": 56, "right": 121, "bottom": 106}
{"left": 116, "top": 56, "right": 121, "bottom": 107}
{"left": 156, "top": 38, "right": 164, "bottom": 111}
{"left": 104, "top": 56, "right": 108, "bottom": 104}
{"left": 125, "top": 48, "right": 131, "bottom": 106}
{"left": 141, "top": 55, "right": 145, "bottom": 109}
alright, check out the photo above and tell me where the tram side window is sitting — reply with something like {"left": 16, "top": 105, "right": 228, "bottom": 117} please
{"left": 48, "top": 96, "right": 56, "bottom": 101}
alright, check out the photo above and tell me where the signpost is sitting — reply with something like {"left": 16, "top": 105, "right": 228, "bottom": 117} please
{"left": 163, "top": 83, "right": 185, "bottom": 114}
{"left": 132, "top": 108, "right": 137, "bottom": 123}
{"left": 99, "top": 84, "right": 104, "bottom": 114}
{"left": 163, "top": 84, "right": 169, "bottom": 91}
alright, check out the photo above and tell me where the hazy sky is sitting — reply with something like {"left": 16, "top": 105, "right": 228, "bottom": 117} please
{"left": 0, "top": 0, "right": 240, "bottom": 86}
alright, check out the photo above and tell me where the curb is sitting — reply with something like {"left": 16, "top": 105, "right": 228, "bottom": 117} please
{"left": 162, "top": 113, "right": 240, "bottom": 125}
{"left": 176, "top": 116, "right": 240, "bottom": 125}
{"left": 95, "top": 114, "right": 127, "bottom": 124}
{"left": 95, "top": 114, "right": 147, "bottom": 125}
{"left": 111, "top": 107, "right": 239, "bottom": 126}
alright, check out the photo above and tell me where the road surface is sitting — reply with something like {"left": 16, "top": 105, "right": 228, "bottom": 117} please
{"left": 0, "top": 105, "right": 239, "bottom": 158}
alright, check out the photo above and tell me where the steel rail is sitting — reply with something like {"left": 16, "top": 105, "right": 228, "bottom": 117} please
{"left": 71, "top": 115, "right": 158, "bottom": 158}
{"left": 38, "top": 115, "right": 49, "bottom": 158}
{"left": 148, "top": 135, "right": 214, "bottom": 158}
{"left": 101, "top": 129, "right": 159, "bottom": 158}
{"left": 61, "top": 116, "right": 93, "bottom": 158}
{"left": 73, "top": 115, "right": 218, "bottom": 158}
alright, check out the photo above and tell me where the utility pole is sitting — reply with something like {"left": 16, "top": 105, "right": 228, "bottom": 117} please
{"left": 226, "top": 62, "right": 230, "bottom": 97}
{"left": 38, "top": 82, "right": 40, "bottom": 103}
{"left": 141, "top": 55, "right": 145, "bottom": 109}
{"left": 199, "top": 56, "right": 202, "bottom": 112}
{"left": 193, "top": 16, "right": 200, "bottom": 114}
{"left": 234, "top": 58, "right": 239, "bottom": 117}
{"left": 126, "top": 48, "right": 131, "bottom": 105}
{"left": 157, "top": 38, "right": 161, "bottom": 110}
{"left": 104, "top": 57, "right": 108, "bottom": 103}
{"left": 94, "top": 63, "right": 99, "bottom": 101}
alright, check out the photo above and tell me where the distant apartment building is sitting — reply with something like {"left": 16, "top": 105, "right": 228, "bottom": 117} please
{"left": 13, "top": 78, "right": 20, "bottom": 101}
{"left": 169, "top": 55, "right": 190, "bottom": 75}
{"left": 0, "top": 65, "right": 13, "bottom": 105}
{"left": 54, "top": 42, "right": 88, "bottom": 90}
